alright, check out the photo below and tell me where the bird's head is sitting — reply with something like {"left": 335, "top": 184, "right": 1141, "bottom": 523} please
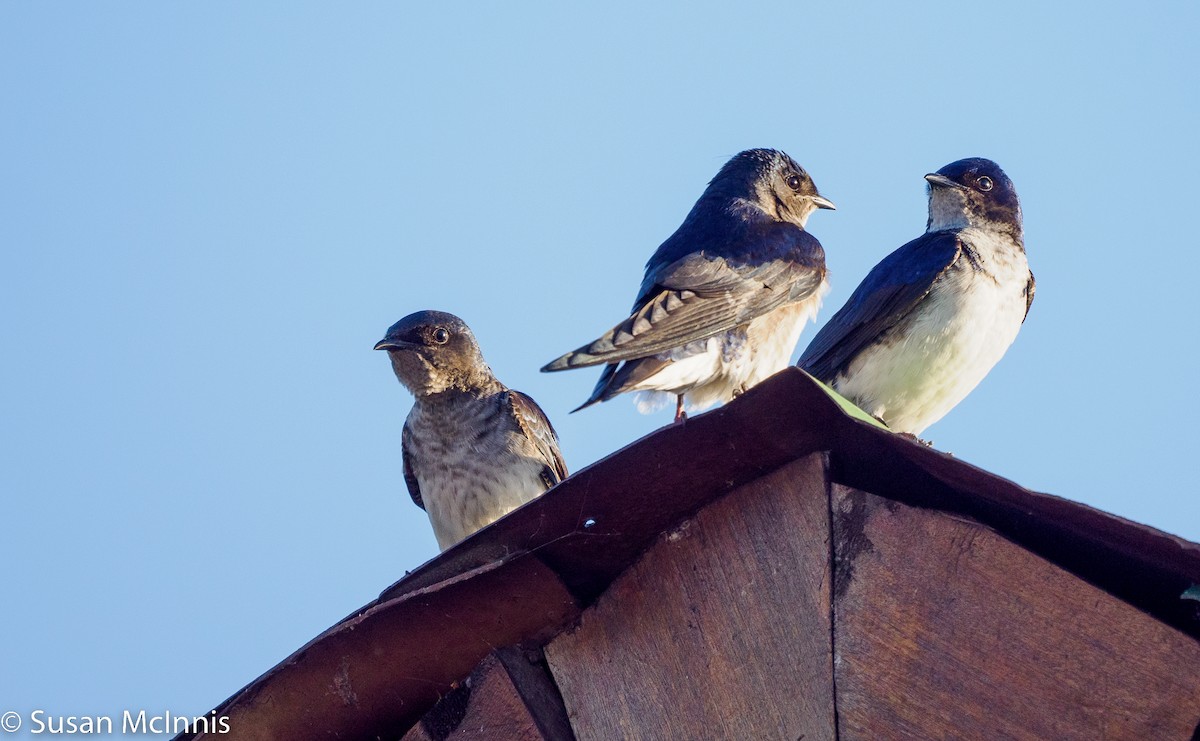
{"left": 374, "top": 310, "right": 496, "bottom": 396}
{"left": 711, "top": 149, "right": 836, "bottom": 227}
{"left": 925, "top": 158, "right": 1022, "bottom": 235}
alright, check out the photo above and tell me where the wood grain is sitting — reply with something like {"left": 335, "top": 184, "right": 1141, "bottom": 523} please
{"left": 832, "top": 484, "right": 1200, "bottom": 740}
{"left": 402, "top": 647, "right": 574, "bottom": 741}
{"left": 188, "top": 557, "right": 578, "bottom": 741}
{"left": 545, "top": 454, "right": 834, "bottom": 741}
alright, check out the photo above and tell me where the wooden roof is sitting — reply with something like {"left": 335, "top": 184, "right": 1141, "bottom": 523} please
{"left": 178, "top": 369, "right": 1200, "bottom": 740}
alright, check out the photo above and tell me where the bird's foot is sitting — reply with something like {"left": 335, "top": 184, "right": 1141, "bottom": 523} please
{"left": 674, "top": 396, "right": 687, "bottom": 424}
{"left": 898, "top": 431, "right": 934, "bottom": 447}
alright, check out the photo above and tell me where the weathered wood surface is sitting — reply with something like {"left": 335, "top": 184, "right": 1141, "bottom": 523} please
{"left": 402, "top": 647, "right": 574, "bottom": 741}
{"left": 546, "top": 454, "right": 834, "bottom": 741}
{"left": 186, "top": 557, "right": 579, "bottom": 741}
{"left": 182, "top": 369, "right": 1200, "bottom": 740}
{"left": 832, "top": 484, "right": 1200, "bottom": 741}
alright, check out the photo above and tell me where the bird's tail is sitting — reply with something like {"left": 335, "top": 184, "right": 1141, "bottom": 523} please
{"left": 569, "top": 356, "right": 673, "bottom": 413}
{"left": 570, "top": 363, "right": 619, "bottom": 413}
{"left": 541, "top": 288, "right": 710, "bottom": 371}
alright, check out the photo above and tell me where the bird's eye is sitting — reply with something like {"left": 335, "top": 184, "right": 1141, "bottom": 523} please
{"left": 786, "top": 174, "right": 804, "bottom": 191}
{"left": 432, "top": 327, "right": 450, "bottom": 344}
{"left": 977, "top": 176, "right": 994, "bottom": 192}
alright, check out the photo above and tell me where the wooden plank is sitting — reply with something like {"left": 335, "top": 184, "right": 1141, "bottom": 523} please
{"left": 832, "top": 485, "right": 1200, "bottom": 740}
{"left": 186, "top": 557, "right": 579, "bottom": 741}
{"left": 545, "top": 454, "right": 834, "bottom": 741}
{"left": 403, "top": 647, "right": 573, "bottom": 741}
{"left": 488, "top": 647, "right": 575, "bottom": 741}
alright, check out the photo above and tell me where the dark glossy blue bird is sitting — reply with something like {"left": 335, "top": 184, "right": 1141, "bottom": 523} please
{"left": 798, "top": 158, "right": 1035, "bottom": 436}
{"left": 542, "top": 148, "right": 835, "bottom": 422}
{"left": 376, "top": 311, "right": 567, "bottom": 550}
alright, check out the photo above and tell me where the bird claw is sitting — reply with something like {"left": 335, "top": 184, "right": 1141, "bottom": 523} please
{"left": 898, "top": 431, "right": 934, "bottom": 447}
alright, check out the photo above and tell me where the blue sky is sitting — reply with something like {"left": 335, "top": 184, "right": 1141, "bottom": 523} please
{"left": 1, "top": 1, "right": 1197, "bottom": 733}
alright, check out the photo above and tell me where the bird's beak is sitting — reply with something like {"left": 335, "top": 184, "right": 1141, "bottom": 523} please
{"left": 374, "top": 338, "right": 417, "bottom": 351}
{"left": 924, "top": 173, "right": 966, "bottom": 189}
{"left": 810, "top": 195, "right": 836, "bottom": 211}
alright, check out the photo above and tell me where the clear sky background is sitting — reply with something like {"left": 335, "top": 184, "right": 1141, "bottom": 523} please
{"left": 1, "top": 2, "right": 1197, "bottom": 734}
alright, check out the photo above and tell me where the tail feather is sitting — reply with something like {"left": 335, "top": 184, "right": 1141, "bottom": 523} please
{"left": 570, "top": 357, "right": 672, "bottom": 413}
{"left": 570, "top": 363, "right": 619, "bottom": 413}
{"left": 542, "top": 287, "right": 711, "bottom": 371}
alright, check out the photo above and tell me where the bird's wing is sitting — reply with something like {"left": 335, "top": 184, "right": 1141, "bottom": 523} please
{"left": 571, "top": 356, "right": 672, "bottom": 413}
{"left": 504, "top": 389, "right": 568, "bottom": 488}
{"left": 799, "top": 231, "right": 965, "bottom": 381}
{"left": 543, "top": 225, "right": 826, "bottom": 370}
{"left": 1024, "top": 270, "right": 1036, "bottom": 322}
{"left": 400, "top": 422, "right": 425, "bottom": 511}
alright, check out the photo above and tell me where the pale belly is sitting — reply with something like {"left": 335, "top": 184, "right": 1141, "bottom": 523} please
{"left": 632, "top": 286, "right": 827, "bottom": 413}
{"left": 834, "top": 269, "right": 1027, "bottom": 435}
{"left": 406, "top": 402, "right": 550, "bottom": 550}
{"left": 420, "top": 454, "right": 547, "bottom": 550}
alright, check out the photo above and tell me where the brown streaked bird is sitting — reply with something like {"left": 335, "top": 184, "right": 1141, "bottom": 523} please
{"left": 375, "top": 310, "right": 567, "bottom": 550}
{"left": 542, "top": 148, "right": 835, "bottom": 422}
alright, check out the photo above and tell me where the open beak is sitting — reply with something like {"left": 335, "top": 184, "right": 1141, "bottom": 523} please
{"left": 924, "top": 173, "right": 966, "bottom": 189}
{"left": 811, "top": 195, "right": 837, "bottom": 210}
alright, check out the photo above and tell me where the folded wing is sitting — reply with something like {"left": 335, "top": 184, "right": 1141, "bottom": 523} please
{"left": 544, "top": 225, "right": 826, "bottom": 371}
{"left": 799, "top": 231, "right": 964, "bottom": 381}
{"left": 504, "top": 389, "right": 568, "bottom": 489}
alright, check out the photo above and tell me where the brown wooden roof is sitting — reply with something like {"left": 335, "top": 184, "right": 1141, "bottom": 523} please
{"left": 179, "top": 368, "right": 1200, "bottom": 740}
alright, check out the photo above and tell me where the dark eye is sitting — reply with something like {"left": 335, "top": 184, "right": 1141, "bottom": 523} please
{"left": 977, "top": 176, "right": 994, "bottom": 192}
{"left": 786, "top": 174, "right": 804, "bottom": 191}
{"left": 432, "top": 327, "right": 450, "bottom": 344}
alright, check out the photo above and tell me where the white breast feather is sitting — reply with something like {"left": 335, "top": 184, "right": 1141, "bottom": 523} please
{"left": 833, "top": 229, "right": 1029, "bottom": 435}
{"left": 632, "top": 279, "right": 829, "bottom": 413}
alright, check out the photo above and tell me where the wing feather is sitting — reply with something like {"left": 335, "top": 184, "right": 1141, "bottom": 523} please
{"left": 400, "top": 423, "right": 424, "bottom": 511}
{"left": 544, "top": 224, "right": 826, "bottom": 370}
{"left": 799, "top": 231, "right": 964, "bottom": 382}
{"left": 1024, "top": 271, "right": 1036, "bottom": 322}
{"left": 504, "top": 390, "right": 568, "bottom": 487}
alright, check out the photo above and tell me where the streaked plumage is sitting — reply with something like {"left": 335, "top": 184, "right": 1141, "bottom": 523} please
{"left": 543, "top": 148, "right": 835, "bottom": 421}
{"left": 376, "top": 311, "right": 567, "bottom": 550}
{"left": 799, "top": 158, "right": 1034, "bottom": 436}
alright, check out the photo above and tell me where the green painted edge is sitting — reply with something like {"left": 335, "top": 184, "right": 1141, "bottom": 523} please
{"left": 800, "top": 371, "right": 891, "bottom": 431}
{"left": 1182, "top": 584, "right": 1200, "bottom": 602}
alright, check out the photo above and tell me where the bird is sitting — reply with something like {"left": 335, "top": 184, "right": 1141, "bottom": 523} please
{"left": 798, "top": 157, "right": 1035, "bottom": 437}
{"left": 542, "top": 148, "right": 835, "bottom": 423}
{"left": 375, "top": 310, "right": 568, "bottom": 550}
